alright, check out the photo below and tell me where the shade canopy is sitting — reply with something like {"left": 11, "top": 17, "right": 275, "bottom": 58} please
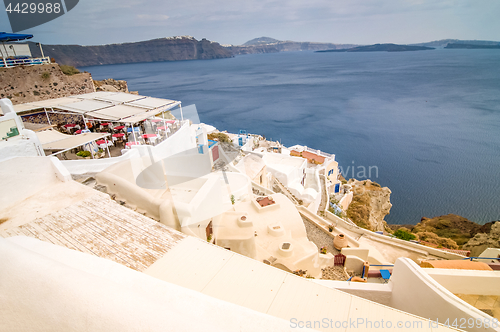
{"left": 36, "top": 129, "right": 109, "bottom": 151}
{"left": 10, "top": 92, "right": 181, "bottom": 124}
{"left": 0, "top": 32, "right": 33, "bottom": 42}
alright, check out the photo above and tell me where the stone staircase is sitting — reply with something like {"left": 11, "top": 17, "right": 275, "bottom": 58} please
{"left": 271, "top": 175, "right": 301, "bottom": 205}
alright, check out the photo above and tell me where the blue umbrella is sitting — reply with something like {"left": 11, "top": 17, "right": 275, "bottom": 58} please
{"left": 0, "top": 32, "right": 33, "bottom": 42}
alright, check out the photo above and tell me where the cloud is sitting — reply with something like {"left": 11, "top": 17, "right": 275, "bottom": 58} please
{"left": 137, "top": 14, "right": 170, "bottom": 21}
{"left": 1, "top": 0, "right": 498, "bottom": 46}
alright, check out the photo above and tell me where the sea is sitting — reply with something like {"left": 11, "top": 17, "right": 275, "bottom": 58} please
{"left": 81, "top": 48, "right": 500, "bottom": 225}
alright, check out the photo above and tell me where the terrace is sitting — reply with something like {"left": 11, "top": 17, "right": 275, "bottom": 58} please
{"left": 8, "top": 92, "right": 183, "bottom": 159}
{"left": 0, "top": 32, "right": 50, "bottom": 68}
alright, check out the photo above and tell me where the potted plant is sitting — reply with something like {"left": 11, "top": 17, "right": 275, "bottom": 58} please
{"left": 320, "top": 246, "right": 327, "bottom": 254}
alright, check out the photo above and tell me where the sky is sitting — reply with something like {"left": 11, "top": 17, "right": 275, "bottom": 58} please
{"left": 1, "top": 0, "right": 499, "bottom": 46}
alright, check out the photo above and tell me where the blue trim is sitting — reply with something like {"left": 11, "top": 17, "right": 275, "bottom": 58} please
{"left": 208, "top": 140, "right": 217, "bottom": 148}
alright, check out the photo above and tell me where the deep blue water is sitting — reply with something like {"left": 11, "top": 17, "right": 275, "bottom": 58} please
{"left": 81, "top": 49, "right": 500, "bottom": 225}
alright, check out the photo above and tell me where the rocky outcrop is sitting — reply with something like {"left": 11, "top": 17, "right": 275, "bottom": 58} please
{"left": 415, "top": 231, "right": 459, "bottom": 249}
{"left": 28, "top": 37, "right": 232, "bottom": 67}
{"left": 346, "top": 179, "right": 392, "bottom": 232}
{"left": 0, "top": 63, "right": 94, "bottom": 105}
{"left": 462, "top": 222, "right": 500, "bottom": 257}
{"left": 93, "top": 78, "right": 138, "bottom": 94}
{"left": 412, "top": 214, "right": 495, "bottom": 246}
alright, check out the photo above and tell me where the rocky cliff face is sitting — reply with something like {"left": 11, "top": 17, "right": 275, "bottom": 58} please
{"left": 346, "top": 179, "right": 392, "bottom": 232}
{"left": 93, "top": 78, "right": 137, "bottom": 94}
{"left": 0, "top": 64, "right": 94, "bottom": 105}
{"left": 29, "top": 37, "right": 233, "bottom": 67}
{"left": 412, "top": 214, "right": 496, "bottom": 246}
{"left": 462, "top": 222, "right": 500, "bottom": 256}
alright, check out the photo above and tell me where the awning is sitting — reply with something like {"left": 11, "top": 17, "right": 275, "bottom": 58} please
{"left": 0, "top": 32, "right": 33, "bottom": 42}
{"left": 95, "top": 93, "right": 145, "bottom": 104}
{"left": 37, "top": 130, "right": 109, "bottom": 151}
{"left": 86, "top": 104, "right": 147, "bottom": 121}
{"left": 127, "top": 97, "right": 177, "bottom": 109}
{"left": 120, "top": 107, "right": 174, "bottom": 123}
{"left": 10, "top": 92, "right": 181, "bottom": 123}
{"left": 57, "top": 100, "right": 114, "bottom": 114}
{"left": 10, "top": 97, "right": 79, "bottom": 115}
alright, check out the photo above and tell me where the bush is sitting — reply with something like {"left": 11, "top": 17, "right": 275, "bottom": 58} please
{"left": 76, "top": 151, "right": 91, "bottom": 157}
{"left": 208, "top": 132, "right": 231, "bottom": 143}
{"left": 393, "top": 228, "right": 417, "bottom": 241}
{"left": 60, "top": 65, "right": 80, "bottom": 76}
{"left": 41, "top": 72, "right": 50, "bottom": 79}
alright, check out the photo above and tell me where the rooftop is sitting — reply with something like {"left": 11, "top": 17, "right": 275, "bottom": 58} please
{"left": 1, "top": 194, "right": 185, "bottom": 271}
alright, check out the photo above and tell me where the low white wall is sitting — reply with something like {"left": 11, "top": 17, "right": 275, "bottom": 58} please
{"left": 313, "top": 279, "right": 393, "bottom": 306}
{"left": 62, "top": 149, "right": 141, "bottom": 175}
{"left": 0, "top": 135, "right": 40, "bottom": 161}
{"left": 296, "top": 206, "right": 360, "bottom": 248}
{"left": 338, "top": 192, "right": 353, "bottom": 211}
{"left": 425, "top": 269, "right": 500, "bottom": 296}
{"left": 50, "top": 157, "right": 71, "bottom": 182}
{"left": 389, "top": 258, "right": 499, "bottom": 332}
{"left": 324, "top": 210, "right": 466, "bottom": 261}
{"left": 0, "top": 156, "right": 60, "bottom": 208}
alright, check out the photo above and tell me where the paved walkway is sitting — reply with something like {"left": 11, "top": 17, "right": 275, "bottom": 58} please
{"left": 146, "top": 236, "right": 458, "bottom": 332}
{"left": 302, "top": 216, "right": 340, "bottom": 256}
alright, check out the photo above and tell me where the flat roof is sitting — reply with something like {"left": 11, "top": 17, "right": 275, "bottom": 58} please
{"left": 1, "top": 194, "right": 186, "bottom": 272}
{"left": 146, "top": 237, "right": 456, "bottom": 331}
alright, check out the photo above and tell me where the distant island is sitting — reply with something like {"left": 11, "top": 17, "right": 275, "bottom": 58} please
{"left": 316, "top": 43, "right": 435, "bottom": 53}
{"left": 226, "top": 36, "right": 356, "bottom": 55}
{"left": 445, "top": 43, "right": 500, "bottom": 49}
{"left": 410, "top": 39, "right": 500, "bottom": 47}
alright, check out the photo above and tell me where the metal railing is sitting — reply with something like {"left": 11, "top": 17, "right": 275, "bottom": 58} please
{"left": 462, "top": 257, "right": 500, "bottom": 261}
{"left": 0, "top": 56, "right": 51, "bottom": 68}
{"left": 305, "top": 147, "right": 332, "bottom": 158}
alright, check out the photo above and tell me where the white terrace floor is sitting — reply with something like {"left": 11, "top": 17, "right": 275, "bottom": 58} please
{"left": 0, "top": 193, "right": 185, "bottom": 272}
{"left": 146, "top": 236, "right": 460, "bottom": 332}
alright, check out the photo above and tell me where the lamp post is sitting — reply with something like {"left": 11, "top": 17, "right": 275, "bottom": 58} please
{"left": 36, "top": 42, "right": 45, "bottom": 58}
{"left": 9, "top": 45, "right": 16, "bottom": 57}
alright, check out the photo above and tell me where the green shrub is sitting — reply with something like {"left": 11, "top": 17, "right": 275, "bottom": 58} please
{"left": 60, "top": 65, "right": 80, "bottom": 75}
{"left": 41, "top": 72, "right": 50, "bottom": 79}
{"left": 393, "top": 228, "right": 417, "bottom": 241}
{"left": 76, "top": 151, "right": 91, "bottom": 157}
